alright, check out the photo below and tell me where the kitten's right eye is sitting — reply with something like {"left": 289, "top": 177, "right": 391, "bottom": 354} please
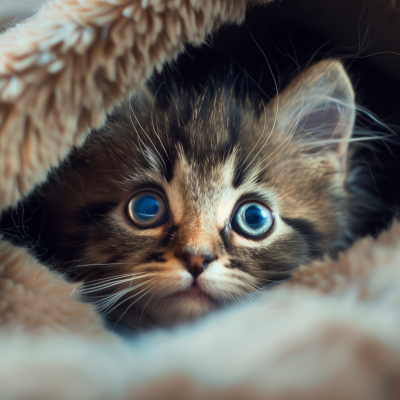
{"left": 231, "top": 202, "right": 274, "bottom": 239}
{"left": 127, "top": 192, "right": 168, "bottom": 228}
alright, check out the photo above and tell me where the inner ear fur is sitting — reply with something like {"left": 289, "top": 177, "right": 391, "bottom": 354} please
{"left": 274, "top": 60, "right": 355, "bottom": 166}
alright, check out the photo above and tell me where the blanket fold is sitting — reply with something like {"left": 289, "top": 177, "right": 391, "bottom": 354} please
{"left": 0, "top": 0, "right": 262, "bottom": 211}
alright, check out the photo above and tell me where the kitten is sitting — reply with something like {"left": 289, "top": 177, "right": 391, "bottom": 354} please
{"left": 0, "top": 60, "right": 373, "bottom": 331}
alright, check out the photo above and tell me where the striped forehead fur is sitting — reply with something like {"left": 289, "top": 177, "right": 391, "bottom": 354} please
{"left": 99, "top": 81, "right": 307, "bottom": 192}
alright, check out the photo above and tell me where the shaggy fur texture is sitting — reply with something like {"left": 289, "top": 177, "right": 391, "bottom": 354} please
{"left": 2, "top": 221, "right": 400, "bottom": 399}
{"left": 0, "top": 0, "right": 261, "bottom": 210}
{"left": 1, "top": 0, "right": 400, "bottom": 399}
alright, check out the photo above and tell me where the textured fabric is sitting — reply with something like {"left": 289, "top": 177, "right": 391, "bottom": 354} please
{"left": 1, "top": 0, "right": 400, "bottom": 399}
{"left": 0, "top": 0, "right": 260, "bottom": 210}
{"left": 2, "top": 222, "right": 400, "bottom": 399}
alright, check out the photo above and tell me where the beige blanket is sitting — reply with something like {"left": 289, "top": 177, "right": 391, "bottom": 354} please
{"left": 1, "top": 0, "right": 400, "bottom": 399}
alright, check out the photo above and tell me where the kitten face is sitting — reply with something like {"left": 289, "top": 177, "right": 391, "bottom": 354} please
{"left": 36, "top": 60, "right": 355, "bottom": 330}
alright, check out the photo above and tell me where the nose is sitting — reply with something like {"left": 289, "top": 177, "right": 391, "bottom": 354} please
{"left": 178, "top": 250, "right": 216, "bottom": 278}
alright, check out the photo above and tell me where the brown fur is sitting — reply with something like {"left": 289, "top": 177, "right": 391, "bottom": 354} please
{"left": 21, "top": 60, "right": 363, "bottom": 331}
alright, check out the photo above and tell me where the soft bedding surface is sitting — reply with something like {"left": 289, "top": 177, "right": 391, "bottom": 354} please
{"left": 1, "top": 0, "right": 400, "bottom": 399}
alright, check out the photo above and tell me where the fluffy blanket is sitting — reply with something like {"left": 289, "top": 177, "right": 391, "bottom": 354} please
{"left": 1, "top": 0, "right": 400, "bottom": 399}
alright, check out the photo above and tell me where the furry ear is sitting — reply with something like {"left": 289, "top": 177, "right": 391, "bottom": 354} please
{"left": 276, "top": 60, "right": 355, "bottom": 166}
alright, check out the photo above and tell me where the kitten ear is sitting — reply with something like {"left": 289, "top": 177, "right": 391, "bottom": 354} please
{"left": 276, "top": 60, "right": 355, "bottom": 166}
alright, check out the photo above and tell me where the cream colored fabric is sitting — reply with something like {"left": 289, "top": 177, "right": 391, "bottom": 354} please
{"left": 1, "top": 222, "right": 400, "bottom": 399}
{"left": 1, "top": 0, "right": 400, "bottom": 399}
{"left": 0, "top": 1, "right": 47, "bottom": 25}
{"left": 0, "top": 0, "right": 257, "bottom": 210}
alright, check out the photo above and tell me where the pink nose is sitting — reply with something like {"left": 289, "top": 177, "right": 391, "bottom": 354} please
{"left": 178, "top": 251, "right": 216, "bottom": 278}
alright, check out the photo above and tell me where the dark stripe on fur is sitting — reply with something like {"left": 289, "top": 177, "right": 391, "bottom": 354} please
{"left": 219, "top": 226, "right": 233, "bottom": 253}
{"left": 144, "top": 252, "right": 166, "bottom": 263}
{"left": 281, "top": 217, "right": 320, "bottom": 256}
{"left": 227, "top": 260, "right": 248, "bottom": 273}
{"left": 160, "top": 225, "right": 179, "bottom": 247}
{"left": 232, "top": 156, "right": 257, "bottom": 189}
{"left": 76, "top": 202, "right": 119, "bottom": 226}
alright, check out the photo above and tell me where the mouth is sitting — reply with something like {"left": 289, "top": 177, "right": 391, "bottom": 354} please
{"left": 166, "top": 275, "right": 222, "bottom": 307}
{"left": 145, "top": 281, "right": 221, "bottom": 326}
{"left": 171, "top": 284, "right": 215, "bottom": 303}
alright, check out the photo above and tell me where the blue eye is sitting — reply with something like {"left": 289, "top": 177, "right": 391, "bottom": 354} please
{"left": 232, "top": 202, "right": 274, "bottom": 238}
{"left": 127, "top": 192, "right": 168, "bottom": 228}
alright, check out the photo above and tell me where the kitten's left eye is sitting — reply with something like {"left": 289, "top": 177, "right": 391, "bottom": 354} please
{"left": 127, "top": 192, "right": 168, "bottom": 228}
{"left": 232, "top": 202, "right": 274, "bottom": 238}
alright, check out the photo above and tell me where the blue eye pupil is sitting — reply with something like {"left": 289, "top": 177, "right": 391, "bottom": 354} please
{"left": 243, "top": 205, "right": 269, "bottom": 229}
{"left": 133, "top": 195, "right": 160, "bottom": 221}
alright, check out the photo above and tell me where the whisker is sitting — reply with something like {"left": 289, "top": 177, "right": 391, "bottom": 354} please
{"left": 150, "top": 82, "right": 170, "bottom": 160}
{"left": 239, "top": 31, "right": 280, "bottom": 175}
{"left": 138, "top": 290, "right": 158, "bottom": 330}
{"left": 81, "top": 274, "right": 156, "bottom": 294}
{"left": 94, "top": 289, "right": 133, "bottom": 313}
{"left": 94, "top": 279, "right": 155, "bottom": 315}
{"left": 128, "top": 100, "right": 153, "bottom": 167}
{"left": 260, "top": 281, "right": 287, "bottom": 290}
{"left": 105, "top": 280, "right": 155, "bottom": 315}
{"left": 112, "top": 287, "right": 154, "bottom": 331}
{"left": 82, "top": 272, "right": 148, "bottom": 284}
{"left": 72, "top": 262, "right": 137, "bottom": 268}
{"left": 129, "top": 98, "right": 167, "bottom": 175}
